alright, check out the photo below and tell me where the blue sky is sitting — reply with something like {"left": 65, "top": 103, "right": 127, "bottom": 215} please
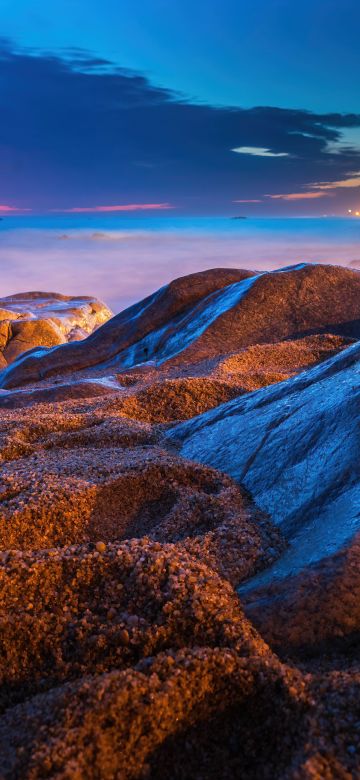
{"left": 2, "top": 0, "right": 360, "bottom": 112}
{"left": 1, "top": 0, "right": 360, "bottom": 214}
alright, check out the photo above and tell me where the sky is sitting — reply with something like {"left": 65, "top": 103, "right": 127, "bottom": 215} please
{"left": 1, "top": 0, "right": 360, "bottom": 215}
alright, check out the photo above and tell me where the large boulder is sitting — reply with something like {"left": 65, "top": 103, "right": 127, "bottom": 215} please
{"left": 0, "top": 292, "right": 112, "bottom": 366}
{"left": 3, "top": 319, "right": 65, "bottom": 363}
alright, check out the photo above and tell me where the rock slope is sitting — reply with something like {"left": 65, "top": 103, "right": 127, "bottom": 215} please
{"left": 1, "top": 263, "right": 359, "bottom": 388}
{"left": 168, "top": 341, "right": 360, "bottom": 652}
{"left": 169, "top": 342, "right": 360, "bottom": 571}
{"left": 0, "top": 291, "right": 112, "bottom": 366}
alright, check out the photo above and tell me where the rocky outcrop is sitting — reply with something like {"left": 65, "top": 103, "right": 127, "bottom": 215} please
{"left": 0, "top": 292, "right": 112, "bottom": 366}
{"left": 169, "top": 341, "right": 360, "bottom": 568}
{"left": 1, "top": 263, "right": 359, "bottom": 389}
{"left": 0, "top": 268, "right": 254, "bottom": 386}
{"left": 0, "top": 265, "right": 359, "bottom": 778}
{"left": 168, "top": 341, "right": 360, "bottom": 652}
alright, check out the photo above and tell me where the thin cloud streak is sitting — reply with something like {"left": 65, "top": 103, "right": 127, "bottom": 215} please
{"left": 0, "top": 205, "right": 31, "bottom": 213}
{"left": 266, "top": 192, "right": 330, "bottom": 201}
{"left": 52, "top": 203, "right": 174, "bottom": 213}
{"left": 231, "top": 146, "right": 289, "bottom": 158}
{"left": 265, "top": 171, "right": 360, "bottom": 201}
{"left": 312, "top": 173, "right": 360, "bottom": 190}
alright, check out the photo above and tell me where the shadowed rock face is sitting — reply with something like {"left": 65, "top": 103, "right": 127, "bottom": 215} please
{"left": 168, "top": 341, "right": 360, "bottom": 652}
{"left": 0, "top": 291, "right": 112, "bottom": 366}
{"left": 242, "top": 534, "right": 360, "bottom": 655}
{"left": 169, "top": 342, "right": 360, "bottom": 567}
{"left": 1, "top": 263, "right": 359, "bottom": 388}
{"left": 0, "top": 264, "right": 359, "bottom": 778}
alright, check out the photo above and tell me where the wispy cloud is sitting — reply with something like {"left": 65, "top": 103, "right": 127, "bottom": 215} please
{"left": 233, "top": 199, "right": 262, "bottom": 203}
{"left": 53, "top": 203, "right": 174, "bottom": 213}
{"left": 0, "top": 204, "right": 31, "bottom": 213}
{"left": 231, "top": 147, "right": 289, "bottom": 158}
{"left": 266, "top": 192, "right": 330, "bottom": 201}
{"left": 312, "top": 172, "right": 360, "bottom": 190}
{"left": 267, "top": 170, "right": 360, "bottom": 200}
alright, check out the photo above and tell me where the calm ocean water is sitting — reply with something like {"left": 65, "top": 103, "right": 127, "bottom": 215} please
{"left": 1, "top": 216, "right": 359, "bottom": 312}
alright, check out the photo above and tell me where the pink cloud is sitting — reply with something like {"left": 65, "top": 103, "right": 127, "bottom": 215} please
{"left": 266, "top": 172, "right": 360, "bottom": 202}
{"left": 233, "top": 199, "right": 262, "bottom": 203}
{"left": 54, "top": 203, "right": 174, "bottom": 213}
{"left": 311, "top": 173, "right": 360, "bottom": 190}
{"left": 0, "top": 204, "right": 31, "bottom": 213}
{"left": 266, "top": 192, "right": 330, "bottom": 201}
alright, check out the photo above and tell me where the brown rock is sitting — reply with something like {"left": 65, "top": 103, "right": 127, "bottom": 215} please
{"left": 0, "top": 265, "right": 358, "bottom": 779}
{"left": 3, "top": 319, "right": 65, "bottom": 363}
{"left": 0, "top": 291, "right": 112, "bottom": 367}
{"left": 1, "top": 264, "right": 359, "bottom": 389}
{"left": 0, "top": 321, "right": 11, "bottom": 352}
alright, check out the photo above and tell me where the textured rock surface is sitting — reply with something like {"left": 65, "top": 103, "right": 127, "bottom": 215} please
{"left": 0, "top": 292, "right": 112, "bottom": 365}
{"left": 169, "top": 341, "right": 360, "bottom": 575}
{"left": 0, "top": 265, "right": 359, "bottom": 778}
{"left": 168, "top": 340, "right": 360, "bottom": 668}
{"left": 1, "top": 263, "right": 359, "bottom": 388}
{"left": 0, "top": 435, "right": 282, "bottom": 584}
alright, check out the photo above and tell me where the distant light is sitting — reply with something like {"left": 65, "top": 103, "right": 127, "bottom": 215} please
{"left": 356, "top": 211, "right": 360, "bottom": 216}
{"left": 348, "top": 209, "right": 352, "bottom": 213}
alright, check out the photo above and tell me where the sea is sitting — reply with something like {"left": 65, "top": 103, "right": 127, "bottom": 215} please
{"left": 1, "top": 215, "right": 359, "bottom": 312}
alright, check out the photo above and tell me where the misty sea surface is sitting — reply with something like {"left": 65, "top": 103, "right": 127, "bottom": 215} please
{"left": 0, "top": 215, "right": 359, "bottom": 312}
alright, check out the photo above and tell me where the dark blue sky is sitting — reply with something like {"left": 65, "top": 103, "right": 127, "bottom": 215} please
{"left": 1, "top": 1, "right": 360, "bottom": 215}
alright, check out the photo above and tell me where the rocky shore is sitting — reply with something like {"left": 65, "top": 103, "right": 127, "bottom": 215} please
{"left": 0, "top": 264, "right": 359, "bottom": 779}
